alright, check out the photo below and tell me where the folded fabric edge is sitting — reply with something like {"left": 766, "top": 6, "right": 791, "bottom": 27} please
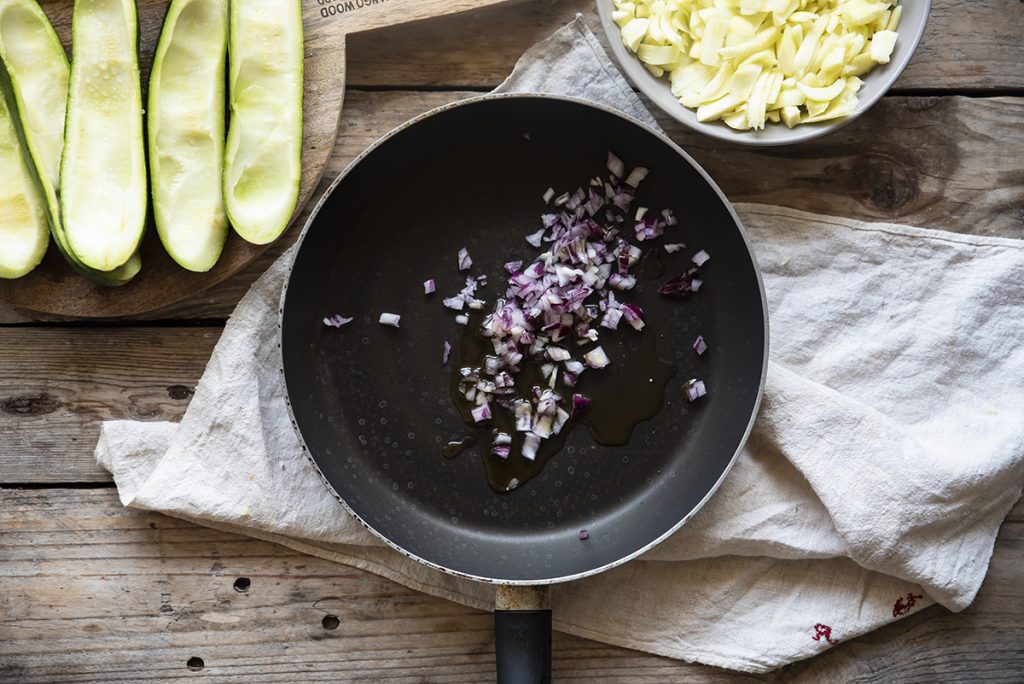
{"left": 736, "top": 203, "right": 1024, "bottom": 251}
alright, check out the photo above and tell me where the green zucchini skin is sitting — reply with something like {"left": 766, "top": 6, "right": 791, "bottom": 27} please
{"left": 148, "top": 0, "right": 229, "bottom": 272}
{"left": 60, "top": 0, "right": 148, "bottom": 274}
{"left": 0, "top": 0, "right": 139, "bottom": 285}
{"left": 223, "top": 0, "right": 303, "bottom": 246}
{"left": 0, "top": 67, "right": 48, "bottom": 279}
{"left": 0, "top": 0, "right": 61, "bottom": 278}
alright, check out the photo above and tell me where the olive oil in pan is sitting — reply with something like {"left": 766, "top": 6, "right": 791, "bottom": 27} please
{"left": 448, "top": 315, "right": 675, "bottom": 492}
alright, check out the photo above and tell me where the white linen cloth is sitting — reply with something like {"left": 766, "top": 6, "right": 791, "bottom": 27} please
{"left": 96, "top": 17, "right": 1024, "bottom": 673}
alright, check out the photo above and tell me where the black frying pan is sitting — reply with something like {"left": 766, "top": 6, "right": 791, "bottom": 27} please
{"left": 280, "top": 94, "right": 768, "bottom": 682}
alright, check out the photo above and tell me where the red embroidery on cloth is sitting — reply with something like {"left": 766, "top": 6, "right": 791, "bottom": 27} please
{"left": 892, "top": 593, "right": 924, "bottom": 617}
{"left": 811, "top": 623, "right": 838, "bottom": 645}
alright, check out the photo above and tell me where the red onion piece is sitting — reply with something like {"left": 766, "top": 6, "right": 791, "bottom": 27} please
{"left": 423, "top": 279, "right": 436, "bottom": 294}
{"left": 322, "top": 314, "right": 353, "bottom": 328}
{"left": 522, "top": 433, "right": 541, "bottom": 461}
{"left": 607, "top": 152, "right": 625, "bottom": 179}
{"left": 443, "top": 340, "right": 452, "bottom": 364}
{"left": 579, "top": 529, "right": 589, "bottom": 540}
{"left": 583, "top": 346, "right": 610, "bottom": 369}
{"left": 571, "top": 393, "right": 591, "bottom": 418}
{"left": 471, "top": 404, "right": 492, "bottom": 422}
{"left": 664, "top": 243, "right": 685, "bottom": 254}
{"left": 624, "top": 166, "right": 648, "bottom": 188}
{"left": 693, "top": 335, "right": 707, "bottom": 356}
{"left": 378, "top": 313, "right": 401, "bottom": 327}
{"left": 685, "top": 378, "right": 707, "bottom": 401}
{"left": 458, "top": 247, "right": 473, "bottom": 271}
{"left": 692, "top": 249, "right": 711, "bottom": 266}
{"left": 658, "top": 268, "right": 701, "bottom": 298}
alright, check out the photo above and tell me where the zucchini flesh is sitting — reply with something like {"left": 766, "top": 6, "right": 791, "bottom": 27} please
{"left": 0, "top": 78, "right": 47, "bottom": 279}
{"left": 0, "top": 0, "right": 138, "bottom": 285}
{"left": 223, "top": 0, "right": 303, "bottom": 245}
{"left": 0, "top": 0, "right": 65, "bottom": 278}
{"left": 61, "top": 0, "right": 147, "bottom": 272}
{"left": 148, "top": 0, "right": 228, "bottom": 272}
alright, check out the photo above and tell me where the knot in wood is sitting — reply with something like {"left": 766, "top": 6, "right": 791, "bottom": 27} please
{"left": 854, "top": 152, "right": 919, "bottom": 212}
{"left": 1, "top": 393, "right": 61, "bottom": 416}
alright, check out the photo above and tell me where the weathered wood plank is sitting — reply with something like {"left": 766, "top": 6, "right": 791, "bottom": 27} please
{"left": 0, "top": 489, "right": 1019, "bottom": 682}
{"left": 0, "top": 328, "right": 219, "bottom": 482}
{"left": 0, "top": 489, "right": 761, "bottom": 683}
{"left": 342, "top": 0, "right": 1024, "bottom": 92}
{"left": 29, "top": 0, "right": 1024, "bottom": 92}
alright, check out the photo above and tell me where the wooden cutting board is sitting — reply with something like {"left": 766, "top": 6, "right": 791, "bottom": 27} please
{"left": 0, "top": 0, "right": 520, "bottom": 318}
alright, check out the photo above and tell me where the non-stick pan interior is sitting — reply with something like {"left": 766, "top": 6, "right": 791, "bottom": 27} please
{"left": 281, "top": 95, "right": 766, "bottom": 582}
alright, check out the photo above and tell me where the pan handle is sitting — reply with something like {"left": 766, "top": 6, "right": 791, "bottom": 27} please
{"left": 494, "top": 586, "right": 552, "bottom": 684}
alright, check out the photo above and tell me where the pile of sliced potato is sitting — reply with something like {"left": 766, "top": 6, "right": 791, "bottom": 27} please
{"left": 0, "top": 0, "right": 303, "bottom": 283}
{"left": 612, "top": 0, "right": 902, "bottom": 130}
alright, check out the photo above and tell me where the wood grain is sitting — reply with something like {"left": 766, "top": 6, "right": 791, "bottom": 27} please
{"left": 343, "top": 0, "right": 1024, "bottom": 92}
{"left": 0, "top": 327, "right": 218, "bottom": 483}
{"left": 0, "top": 489, "right": 1019, "bottom": 682}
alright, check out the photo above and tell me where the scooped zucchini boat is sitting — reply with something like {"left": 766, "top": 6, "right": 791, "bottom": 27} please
{"left": 148, "top": 0, "right": 229, "bottom": 272}
{"left": 0, "top": 73, "right": 48, "bottom": 279}
{"left": 223, "top": 0, "right": 303, "bottom": 245}
{"left": 61, "top": 0, "right": 148, "bottom": 274}
{"left": 0, "top": 0, "right": 141, "bottom": 285}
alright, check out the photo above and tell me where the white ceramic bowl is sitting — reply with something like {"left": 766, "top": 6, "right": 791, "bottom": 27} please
{"left": 596, "top": 0, "right": 931, "bottom": 145}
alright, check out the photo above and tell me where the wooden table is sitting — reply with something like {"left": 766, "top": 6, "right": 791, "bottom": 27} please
{"left": 2, "top": 1, "right": 1022, "bottom": 680}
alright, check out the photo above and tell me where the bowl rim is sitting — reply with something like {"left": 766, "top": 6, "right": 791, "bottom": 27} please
{"left": 595, "top": 0, "right": 932, "bottom": 146}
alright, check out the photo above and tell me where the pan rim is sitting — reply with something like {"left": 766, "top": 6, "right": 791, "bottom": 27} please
{"left": 278, "top": 92, "right": 770, "bottom": 586}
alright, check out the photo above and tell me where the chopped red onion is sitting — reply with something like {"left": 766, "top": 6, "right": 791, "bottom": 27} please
{"left": 664, "top": 243, "right": 685, "bottom": 254}
{"left": 658, "top": 268, "right": 701, "bottom": 298}
{"left": 685, "top": 378, "right": 707, "bottom": 401}
{"left": 378, "top": 313, "right": 401, "bottom": 327}
{"left": 634, "top": 218, "right": 664, "bottom": 242}
{"left": 624, "top": 166, "right": 649, "bottom": 188}
{"left": 423, "top": 279, "right": 436, "bottom": 294}
{"left": 525, "top": 228, "right": 545, "bottom": 247}
{"left": 607, "top": 152, "right": 625, "bottom": 179}
{"left": 571, "top": 393, "right": 591, "bottom": 417}
{"left": 444, "top": 153, "right": 700, "bottom": 467}
{"left": 442, "top": 296, "right": 465, "bottom": 311}
{"left": 692, "top": 249, "right": 711, "bottom": 266}
{"left": 443, "top": 340, "right": 452, "bottom": 364}
{"left": 621, "top": 303, "right": 645, "bottom": 331}
{"left": 546, "top": 346, "right": 571, "bottom": 362}
{"left": 693, "top": 335, "right": 707, "bottom": 356}
{"left": 522, "top": 432, "right": 541, "bottom": 461}
{"left": 662, "top": 208, "right": 678, "bottom": 226}
{"left": 471, "top": 403, "right": 492, "bottom": 422}
{"left": 600, "top": 307, "right": 622, "bottom": 330}
{"left": 583, "top": 346, "right": 610, "bottom": 369}
{"left": 579, "top": 529, "right": 589, "bottom": 540}
{"left": 322, "top": 314, "right": 353, "bottom": 328}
